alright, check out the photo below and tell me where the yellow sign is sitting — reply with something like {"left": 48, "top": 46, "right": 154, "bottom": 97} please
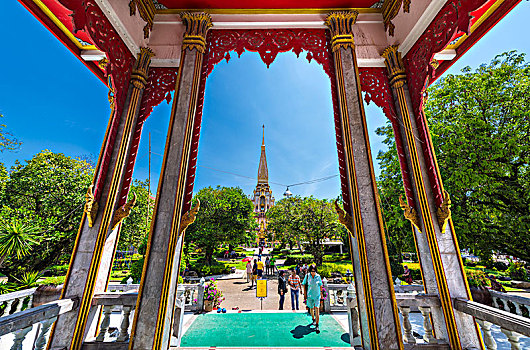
{"left": 256, "top": 279, "right": 267, "bottom": 298}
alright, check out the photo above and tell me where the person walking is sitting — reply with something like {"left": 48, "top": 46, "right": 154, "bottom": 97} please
{"left": 288, "top": 269, "right": 302, "bottom": 310}
{"left": 270, "top": 255, "right": 276, "bottom": 275}
{"left": 251, "top": 259, "right": 258, "bottom": 288}
{"left": 246, "top": 260, "right": 252, "bottom": 283}
{"left": 303, "top": 265, "right": 323, "bottom": 333}
{"left": 257, "top": 259, "right": 264, "bottom": 279}
{"left": 265, "top": 256, "right": 270, "bottom": 275}
{"left": 278, "top": 271, "right": 288, "bottom": 310}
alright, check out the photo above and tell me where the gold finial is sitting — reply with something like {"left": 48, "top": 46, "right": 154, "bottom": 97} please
{"left": 437, "top": 191, "right": 451, "bottom": 233}
{"left": 381, "top": 45, "right": 407, "bottom": 88}
{"left": 111, "top": 192, "right": 137, "bottom": 230}
{"left": 334, "top": 200, "right": 355, "bottom": 237}
{"left": 325, "top": 11, "right": 358, "bottom": 52}
{"left": 399, "top": 195, "right": 421, "bottom": 232}
{"left": 84, "top": 185, "right": 99, "bottom": 227}
{"left": 180, "top": 12, "right": 213, "bottom": 53}
{"left": 179, "top": 200, "right": 201, "bottom": 236}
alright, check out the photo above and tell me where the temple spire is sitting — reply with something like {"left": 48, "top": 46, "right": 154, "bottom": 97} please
{"left": 257, "top": 125, "right": 268, "bottom": 184}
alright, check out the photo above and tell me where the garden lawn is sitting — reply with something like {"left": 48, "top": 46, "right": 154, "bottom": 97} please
{"left": 180, "top": 312, "right": 352, "bottom": 348}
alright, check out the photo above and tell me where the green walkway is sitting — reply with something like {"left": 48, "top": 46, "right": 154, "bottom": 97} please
{"left": 180, "top": 312, "right": 351, "bottom": 348}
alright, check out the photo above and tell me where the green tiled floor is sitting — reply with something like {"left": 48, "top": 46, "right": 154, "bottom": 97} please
{"left": 180, "top": 312, "right": 351, "bottom": 348}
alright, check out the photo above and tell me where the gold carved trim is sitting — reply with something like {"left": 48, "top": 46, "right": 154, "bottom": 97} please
{"left": 399, "top": 195, "right": 420, "bottom": 232}
{"left": 437, "top": 191, "right": 451, "bottom": 233}
{"left": 382, "top": 0, "right": 411, "bottom": 36}
{"left": 129, "top": 0, "right": 156, "bottom": 39}
{"left": 158, "top": 8, "right": 380, "bottom": 15}
{"left": 131, "top": 47, "right": 155, "bottom": 89}
{"left": 381, "top": 45, "right": 407, "bottom": 88}
{"left": 84, "top": 185, "right": 99, "bottom": 227}
{"left": 180, "top": 12, "right": 213, "bottom": 54}
{"left": 111, "top": 193, "right": 137, "bottom": 231}
{"left": 334, "top": 200, "right": 354, "bottom": 237}
{"left": 179, "top": 200, "right": 200, "bottom": 236}
{"left": 325, "top": 11, "right": 358, "bottom": 52}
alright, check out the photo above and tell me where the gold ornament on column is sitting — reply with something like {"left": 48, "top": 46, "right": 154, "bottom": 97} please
{"left": 334, "top": 200, "right": 355, "bottom": 237}
{"left": 129, "top": 0, "right": 155, "bottom": 39}
{"left": 84, "top": 185, "right": 99, "bottom": 228}
{"left": 437, "top": 191, "right": 452, "bottom": 233}
{"left": 131, "top": 48, "right": 155, "bottom": 90}
{"left": 325, "top": 11, "right": 358, "bottom": 52}
{"left": 381, "top": 45, "right": 407, "bottom": 88}
{"left": 179, "top": 200, "right": 201, "bottom": 236}
{"left": 111, "top": 193, "right": 137, "bottom": 230}
{"left": 180, "top": 12, "right": 213, "bottom": 54}
{"left": 399, "top": 195, "right": 421, "bottom": 232}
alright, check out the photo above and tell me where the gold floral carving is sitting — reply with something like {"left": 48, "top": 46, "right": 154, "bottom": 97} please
{"left": 129, "top": 0, "right": 156, "bottom": 39}
{"left": 111, "top": 193, "right": 137, "bottom": 230}
{"left": 179, "top": 200, "right": 201, "bottom": 236}
{"left": 399, "top": 195, "right": 421, "bottom": 232}
{"left": 325, "top": 11, "right": 358, "bottom": 52}
{"left": 382, "top": 0, "right": 411, "bottom": 36}
{"left": 381, "top": 45, "right": 407, "bottom": 88}
{"left": 97, "top": 58, "right": 108, "bottom": 71}
{"left": 334, "top": 200, "right": 355, "bottom": 237}
{"left": 180, "top": 12, "right": 213, "bottom": 54}
{"left": 437, "top": 191, "right": 452, "bottom": 233}
{"left": 131, "top": 47, "right": 155, "bottom": 89}
{"left": 84, "top": 185, "right": 99, "bottom": 228}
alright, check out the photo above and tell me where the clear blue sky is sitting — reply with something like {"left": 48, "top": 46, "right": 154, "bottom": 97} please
{"left": 0, "top": 2, "right": 529, "bottom": 200}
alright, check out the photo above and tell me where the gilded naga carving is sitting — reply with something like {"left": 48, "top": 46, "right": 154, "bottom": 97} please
{"left": 111, "top": 192, "right": 137, "bottom": 230}
{"left": 334, "top": 199, "right": 355, "bottom": 237}
{"left": 179, "top": 200, "right": 200, "bottom": 236}
{"left": 437, "top": 191, "right": 452, "bottom": 233}
{"left": 399, "top": 195, "right": 421, "bottom": 232}
{"left": 84, "top": 185, "right": 99, "bottom": 228}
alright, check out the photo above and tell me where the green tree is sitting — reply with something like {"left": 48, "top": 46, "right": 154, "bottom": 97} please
{"left": 268, "top": 196, "right": 343, "bottom": 266}
{"left": 376, "top": 51, "right": 530, "bottom": 263}
{"left": 118, "top": 179, "right": 154, "bottom": 252}
{"left": 0, "top": 219, "right": 39, "bottom": 266}
{"left": 0, "top": 114, "right": 21, "bottom": 152}
{"left": 0, "top": 151, "right": 93, "bottom": 279}
{"left": 185, "top": 186, "right": 256, "bottom": 264}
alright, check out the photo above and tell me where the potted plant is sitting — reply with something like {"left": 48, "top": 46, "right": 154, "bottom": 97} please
{"left": 204, "top": 279, "right": 224, "bottom": 312}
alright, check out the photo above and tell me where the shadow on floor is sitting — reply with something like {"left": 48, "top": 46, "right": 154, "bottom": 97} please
{"left": 341, "top": 332, "right": 351, "bottom": 344}
{"left": 290, "top": 324, "right": 315, "bottom": 339}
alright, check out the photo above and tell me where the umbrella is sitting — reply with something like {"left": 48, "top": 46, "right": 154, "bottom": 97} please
{"left": 242, "top": 257, "right": 252, "bottom": 262}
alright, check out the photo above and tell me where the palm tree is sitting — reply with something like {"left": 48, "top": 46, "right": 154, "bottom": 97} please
{"left": 0, "top": 219, "right": 39, "bottom": 267}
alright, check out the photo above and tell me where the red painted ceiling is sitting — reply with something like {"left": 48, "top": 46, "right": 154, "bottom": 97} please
{"left": 157, "top": 0, "right": 381, "bottom": 9}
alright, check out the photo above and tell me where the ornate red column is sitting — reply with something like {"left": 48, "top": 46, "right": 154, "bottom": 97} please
{"left": 382, "top": 45, "right": 482, "bottom": 349}
{"left": 129, "top": 12, "right": 211, "bottom": 350}
{"left": 326, "top": 11, "right": 402, "bottom": 350}
{"left": 50, "top": 46, "right": 154, "bottom": 350}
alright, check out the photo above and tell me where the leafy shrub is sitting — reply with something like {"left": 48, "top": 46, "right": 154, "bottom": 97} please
{"left": 466, "top": 270, "right": 490, "bottom": 288}
{"left": 491, "top": 261, "right": 508, "bottom": 272}
{"left": 129, "top": 257, "right": 145, "bottom": 283}
{"left": 318, "top": 263, "right": 354, "bottom": 278}
{"left": 322, "top": 253, "right": 349, "bottom": 263}
{"left": 464, "top": 259, "right": 477, "bottom": 267}
{"left": 190, "top": 259, "right": 230, "bottom": 277}
{"left": 507, "top": 261, "right": 528, "bottom": 281}
{"left": 284, "top": 254, "right": 313, "bottom": 266}
{"left": 46, "top": 264, "right": 69, "bottom": 276}
{"left": 13, "top": 271, "right": 41, "bottom": 288}
{"left": 40, "top": 275, "right": 66, "bottom": 285}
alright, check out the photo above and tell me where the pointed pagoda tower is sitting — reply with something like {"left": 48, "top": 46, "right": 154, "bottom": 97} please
{"left": 252, "top": 125, "right": 275, "bottom": 244}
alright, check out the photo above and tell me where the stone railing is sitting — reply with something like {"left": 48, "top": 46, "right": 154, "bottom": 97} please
{"left": 0, "top": 288, "right": 37, "bottom": 317}
{"left": 0, "top": 298, "right": 74, "bottom": 350}
{"left": 88, "top": 291, "right": 138, "bottom": 343}
{"left": 455, "top": 298, "right": 530, "bottom": 350}
{"left": 489, "top": 289, "right": 530, "bottom": 318}
{"left": 396, "top": 293, "right": 448, "bottom": 348}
